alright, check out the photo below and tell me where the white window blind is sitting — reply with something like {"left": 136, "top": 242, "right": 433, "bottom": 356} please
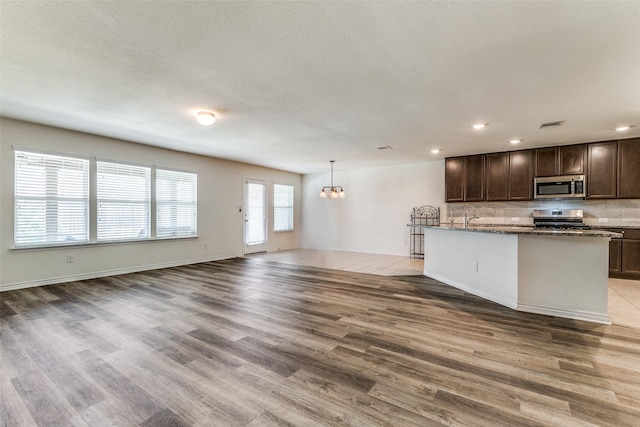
{"left": 156, "top": 169, "right": 197, "bottom": 238}
{"left": 97, "top": 161, "right": 150, "bottom": 241}
{"left": 14, "top": 151, "right": 89, "bottom": 247}
{"left": 274, "top": 184, "right": 294, "bottom": 231}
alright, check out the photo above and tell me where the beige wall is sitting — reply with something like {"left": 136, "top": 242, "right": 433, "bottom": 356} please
{"left": 0, "top": 118, "right": 301, "bottom": 289}
{"left": 301, "top": 161, "right": 446, "bottom": 256}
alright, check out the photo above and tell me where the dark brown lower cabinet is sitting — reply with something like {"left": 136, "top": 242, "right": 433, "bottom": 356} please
{"left": 622, "top": 238, "right": 640, "bottom": 277}
{"left": 609, "top": 229, "right": 640, "bottom": 279}
{"left": 609, "top": 238, "right": 622, "bottom": 275}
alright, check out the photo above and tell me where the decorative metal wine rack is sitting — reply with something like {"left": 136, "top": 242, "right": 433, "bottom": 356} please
{"left": 409, "top": 205, "right": 440, "bottom": 259}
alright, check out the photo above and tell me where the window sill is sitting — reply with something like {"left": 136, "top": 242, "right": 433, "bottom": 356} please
{"left": 11, "top": 235, "right": 198, "bottom": 251}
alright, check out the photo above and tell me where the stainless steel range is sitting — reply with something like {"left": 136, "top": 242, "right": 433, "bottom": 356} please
{"left": 532, "top": 209, "right": 590, "bottom": 229}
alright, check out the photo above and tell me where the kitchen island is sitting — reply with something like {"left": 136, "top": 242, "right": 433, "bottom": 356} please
{"left": 420, "top": 225, "right": 621, "bottom": 323}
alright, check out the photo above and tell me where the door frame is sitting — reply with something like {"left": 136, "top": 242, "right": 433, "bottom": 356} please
{"left": 243, "top": 177, "right": 268, "bottom": 254}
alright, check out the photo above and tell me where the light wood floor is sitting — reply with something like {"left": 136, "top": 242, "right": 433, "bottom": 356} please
{"left": 2, "top": 258, "right": 640, "bottom": 426}
{"left": 249, "top": 249, "right": 640, "bottom": 329}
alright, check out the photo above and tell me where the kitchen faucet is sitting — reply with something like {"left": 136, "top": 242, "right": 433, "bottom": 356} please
{"left": 463, "top": 211, "right": 480, "bottom": 228}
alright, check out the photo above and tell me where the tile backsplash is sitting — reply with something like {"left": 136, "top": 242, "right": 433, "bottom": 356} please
{"left": 445, "top": 199, "right": 640, "bottom": 227}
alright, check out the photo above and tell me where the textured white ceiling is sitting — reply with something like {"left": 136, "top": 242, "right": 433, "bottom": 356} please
{"left": 1, "top": 1, "right": 639, "bottom": 174}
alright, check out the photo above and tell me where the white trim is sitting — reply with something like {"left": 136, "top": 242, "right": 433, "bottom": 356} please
{"left": 155, "top": 165, "right": 199, "bottom": 175}
{"left": 10, "top": 235, "right": 198, "bottom": 251}
{"left": 12, "top": 145, "right": 91, "bottom": 160}
{"left": 424, "top": 270, "right": 611, "bottom": 324}
{"left": 243, "top": 177, "right": 268, "bottom": 254}
{"left": 95, "top": 156, "right": 152, "bottom": 169}
{"left": 424, "top": 270, "right": 518, "bottom": 310}
{"left": 516, "top": 303, "right": 611, "bottom": 325}
{"left": 0, "top": 255, "right": 234, "bottom": 292}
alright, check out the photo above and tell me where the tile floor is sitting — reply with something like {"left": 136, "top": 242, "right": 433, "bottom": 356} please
{"left": 609, "top": 278, "right": 640, "bottom": 329}
{"left": 248, "top": 249, "right": 640, "bottom": 329}
{"left": 248, "top": 248, "right": 424, "bottom": 277}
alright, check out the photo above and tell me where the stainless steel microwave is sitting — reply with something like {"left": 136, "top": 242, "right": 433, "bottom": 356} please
{"left": 534, "top": 174, "right": 586, "bottom": 199}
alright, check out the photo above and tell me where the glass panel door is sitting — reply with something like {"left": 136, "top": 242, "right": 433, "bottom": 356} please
{"left": 243, "top": 178, "right": 267, "bottom": 254}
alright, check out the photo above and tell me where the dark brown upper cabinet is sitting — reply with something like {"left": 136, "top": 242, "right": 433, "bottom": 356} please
{"left": 508, "top": 149, "right": 534, "bottom": 200}
{"left": 535, "top": 147, "right": 559, "bottom": 177}
{"left": 535, "top": 144, "right": 585, "bottom": 177}
{"left": 617, "top": 137, "right": 640, "bottom": 199}
{"left": 486, "top": 152, "right": 509, "bottom": 201}
{"left": 464, "top": 155, "right": 486, "bottom": 201}
{"left": 588, "top": 141, "right": 617, "bottom": 199}
{"left": 446, "top": 138, "right": 638, "bottom": 203}
{"left": 445, "top": 157, "right": 465, "bottom": 202}
{"left": 559, "top": 144, "right": 585, "bottom": 175}
{"left": 445, "top": 155, "right": 486, "bottom": 202}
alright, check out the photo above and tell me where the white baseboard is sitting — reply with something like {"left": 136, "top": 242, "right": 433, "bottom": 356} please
{"left": 516, "top": 303, "right": 611, "bottom": 324}
{"left": 424, "top": 270, "right": 518, "bottom": 310}
{"left": 0, "top": 255, "right": 235, "bottom": 292}
{"left": 424, "top": 270, "right": 611, "bottom": 324}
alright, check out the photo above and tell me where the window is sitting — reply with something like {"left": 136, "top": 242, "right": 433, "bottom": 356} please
{"left": 97, "top": 161, "right": 150, "bottom": 241}
{"left": 274, "top": 184, "right": 294, "bottom": 231}
{"left": 14, "top": 151, "right": 89, "bottom": 247}
{"left": 14, "top": 150, "right": 198, "bottom": 248}
{"left": 156, "top": 169, "right": 197, "bottom": 238}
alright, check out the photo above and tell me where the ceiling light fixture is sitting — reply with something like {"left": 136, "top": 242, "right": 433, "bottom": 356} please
{"left": 320, "top": 160, "right": 345, "bottom": 199}
{"left": 472, "top": 123, "right": 487, "bottom": 130}
{"left": 616, "top": 126, "right": 630, "bottom": 132}
{"left": 431, "top": 149, "right": 441, "bottom": 154}
{"left": 196, "top": 111, "right": 216, "bottom": 126}
{"left": 510, "top": 139, "right": 521, "bottom": 144}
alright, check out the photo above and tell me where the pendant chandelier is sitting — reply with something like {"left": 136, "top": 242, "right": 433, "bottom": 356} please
{"left": 320, "top": 160, "right": 345, "bottom": 199}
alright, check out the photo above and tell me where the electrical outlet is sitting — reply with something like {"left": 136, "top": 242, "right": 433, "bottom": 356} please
{"left": 66, "top": 255, "right": 74, "bottom": 263}
{"left": 472, "top": 261, "right": 478, "bottom": 272}
{"left": 203, "top": 243, "right": 208, "bottom": 249}
{"left": 598, "top": 218, "right": 609, "bottom": 223}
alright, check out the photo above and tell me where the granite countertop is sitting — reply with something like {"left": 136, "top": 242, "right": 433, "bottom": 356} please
{"left": 588, "top": 225, "right": 640, "bottom": 230}
{"left": 408, "top": 224, "right": 623, "bottom": 238}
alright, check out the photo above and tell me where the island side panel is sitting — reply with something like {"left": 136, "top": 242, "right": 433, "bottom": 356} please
{"left": 516, "top": 235, "right": 609, "bottom": 323}
{"left": 423, "top": 228, "right": 519, "bottom": 309}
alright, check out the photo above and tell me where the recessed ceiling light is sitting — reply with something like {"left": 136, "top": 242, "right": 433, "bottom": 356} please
{"left": 196, "top": 111, "right": 216, "bottom": 126}
{"left": 472, "top": 123, "right": 487, "bottom": 130}
{"left": 510, "top": 139, "right": 521, "bottom": 144}
{"left": 431, "top": 149, "right": 441, "bottom": 154}
{"left": 616, "top": 126, "right": 630, "bottom": 132}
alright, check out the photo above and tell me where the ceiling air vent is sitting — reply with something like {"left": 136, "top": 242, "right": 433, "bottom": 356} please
{"left": 540, "top": 120, "right": 565, "bottom": 129}
{"left": 377, "top": 145, "right": 393, "bottom": 150}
